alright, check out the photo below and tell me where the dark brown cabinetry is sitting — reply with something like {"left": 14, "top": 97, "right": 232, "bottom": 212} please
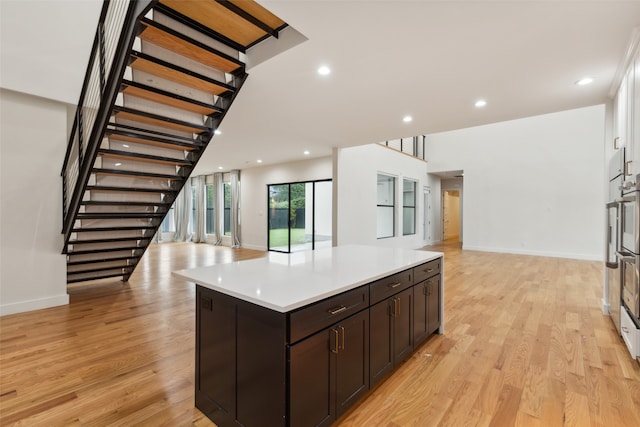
{"left": 195, "top": 257, "right": 442, "bottom": 427}
{"left": 413, "top": 276, "right": 441, "bottom": 347}
{"left": 413, "top": 258, "right": 442, "bottom": 349}
{"left": 290, "top": 309, "right": 369, "bottom": 426}
{"left": 370, "top": 287, "right": 413, "bottom": 387}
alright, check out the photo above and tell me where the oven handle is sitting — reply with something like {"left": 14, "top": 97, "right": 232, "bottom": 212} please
{"left": 616, "top": 251, "right": 637, "bottom": 263}
{"left": 615, "top": 195, "right": 636, "bottom": 203}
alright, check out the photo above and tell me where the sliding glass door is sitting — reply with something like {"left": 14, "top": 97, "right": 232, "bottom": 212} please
{"left": 268, "top": 180, "right": 332, "bottom": 253}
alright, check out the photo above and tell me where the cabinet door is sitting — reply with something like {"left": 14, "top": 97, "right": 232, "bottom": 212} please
{"left": 369, "top": 299, "right": 393, "bottom": 387}
{"left": 413, "top": 282, "right": 429, "bottom": 348}
{"left": 393, "top": 288, "right": 414, "bottom": 364}
{"left": 290, "top": 328, "right": 335, "bottom": 427}
{"left": 427, "top": 277, "right": 441, "bottom": 334}
{"left": 632, "top": 48, "right": 640, "bottom": 176}
{"left": 196, "top": 288, "right": 236, "bottom": 420}
{"left": 335, "top": 310, "right": 369, "bottom": 417}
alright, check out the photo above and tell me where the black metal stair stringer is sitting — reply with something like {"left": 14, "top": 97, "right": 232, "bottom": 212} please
{"left": 63, "top": 0, "right": 284, "bottom": 284}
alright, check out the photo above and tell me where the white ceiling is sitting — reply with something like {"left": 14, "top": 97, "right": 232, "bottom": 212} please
{"left": 2, "top": 1, "right": 639, "bottom": 176}
{"left": 195, "top": 0, "right": 640, "bottom": 174}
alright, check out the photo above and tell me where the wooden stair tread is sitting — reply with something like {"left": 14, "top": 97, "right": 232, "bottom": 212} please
{"left": 68, "top": 236, "right": 152, "bottom": 245}
{"left": 122, "top": 84, "right": 218, "bottom": 116}
{"left": 129, "top": 55, "right": 232, "bottom": 95}
{"left": 159, "top": 0, "right": 283, "bottom": 47}
{"left": 139, "top": 21, "right": 242, "bottom": 73}
{"left": 107, "top": 132, "right": 200, "bottom": 152}
{"left": 99, "top": 150, "right": 190, "bottom": 167}
{"left": 113, "top": 110, "right": 207, "bottom": 135}
{"left": 68, "top": 246, "right": 144, "bottom": 255}
{"left": 86, "top": 185, "right": 177, "bottom": 193}
{"left": 92, "top": 168, "right": 181, "bottom": 180}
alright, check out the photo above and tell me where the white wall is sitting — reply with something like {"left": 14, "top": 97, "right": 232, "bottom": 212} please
{"left": 426, "top": 105, "right": 606, "bottom": 260}
{"left": 0, "top": 0, "right": 101, "bottom": 105}
{"left": 335, "top": 144, "right": 428, "bottom": 249}
{"left": 240, "top": 156, "right": 332, "bottom": 250}
{"left": 0, "top": 89, "right": 69, "bottom": 315}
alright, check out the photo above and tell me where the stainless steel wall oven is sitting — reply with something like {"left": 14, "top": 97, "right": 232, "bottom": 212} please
{"left": 618, "top": 175, "right": 640, "bottom": 324}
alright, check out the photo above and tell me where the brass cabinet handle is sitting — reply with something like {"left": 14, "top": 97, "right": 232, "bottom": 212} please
{"left": 331, "top": 328, "right": 339, "bottom": 353}
{"left": 339, "top": 326, "right": 345, "bottom": 351}
{"left": 622, "top": 326, "right": 629, "bottom": 334}
{"left": 328, "top": 305, "right": 347, "bottom": 315}
{"left": 625, "top": 160, "right": 633, "bottom": 176}
{"left": 388, "top": 299, "right": 395, "bottom": 317}
{"left": 388, "top": 282, "right": 402, "bottom": 288}
{"left": 425, "top": 268, "right": 434, "bottom": 273}
{"left": 395, "top": 297, "right": 400, "bottom": 317}
{"left": 614, "top": 137, "right": 620, "bottom": 149}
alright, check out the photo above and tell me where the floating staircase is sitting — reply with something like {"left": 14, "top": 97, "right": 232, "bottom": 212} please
{"left": 62, "top": 0, "right": 286, "bottom": 283}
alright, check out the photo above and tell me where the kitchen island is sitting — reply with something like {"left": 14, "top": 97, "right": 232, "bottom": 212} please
{"left": 174, "top": 245, "right": 444, "bottom": 427}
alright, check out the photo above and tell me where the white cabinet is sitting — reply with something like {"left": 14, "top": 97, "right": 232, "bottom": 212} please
{"left": 630, "top": 48, "right": 640, "bottom": 178}
{"left": 621, "top": 307, "right": 640, "bottom": 360}
{"left": 618, "top": 48, "right": 640, "bottom": 180}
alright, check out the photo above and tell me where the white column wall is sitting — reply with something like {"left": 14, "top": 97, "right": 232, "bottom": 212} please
{"left": 426, "top": 105, "right": 606, "bottom": 260}
{"left": 0, "top": 89, "right": 69, "bottom": 315}
{"left": 335, "top": 144, "right": 427, "bottom": 249}
{"left": 240, "top": 157, "right": 332, "bottom": 250}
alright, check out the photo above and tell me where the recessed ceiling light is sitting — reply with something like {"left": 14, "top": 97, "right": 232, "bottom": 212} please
{"left": 403, "top": 116, "right": 413, "bottom": 123}
{"left": 214, "top": 129, "right": 222, "bottom": 135}
{"left": 317, "top": 65, "right": 331, "bottom": 76}
{"left": 114, "top": 162, "right": 122, "bottom": 167}
{"left": 475, "top": 100, "right": 487, "bottom": 108}
{"left": 218, "top": 166, "right": 223, "bottom": 170}
{"left": 257, "top": 159, "right": 263, "bottom": 163}
{"left": 122, "top": 144, "right": 129, "bottom": 148}
{"left": 575, "top": 77, "right": 594, "bottom": 86}
{"left": 303, "top": 150, "right": 310, "bottom": 155}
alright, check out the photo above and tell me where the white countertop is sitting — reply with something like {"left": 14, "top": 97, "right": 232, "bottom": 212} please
{"left": 173, "top": 244, "right": 443, "bottom": 312}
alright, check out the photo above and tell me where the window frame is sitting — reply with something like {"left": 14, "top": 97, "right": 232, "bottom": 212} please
{"left": 376, "top": 173, "right": 396, "bottom": 239}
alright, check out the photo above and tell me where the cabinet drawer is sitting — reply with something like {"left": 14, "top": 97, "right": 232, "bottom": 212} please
{"left": 413, "top": 258, "right": 441, "bottom": 284}
{"left": 621, "top": 307, "right": 640, "bottom": 359}
{"left": 369, "top": 270, "right": 413, "bottom": 305}
{"left": 289, "top": 286, "right": 369, "bottom": 344}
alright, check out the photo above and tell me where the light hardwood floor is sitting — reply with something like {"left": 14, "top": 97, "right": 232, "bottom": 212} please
{"left": 1, "top": 242, "right": 639, "bottom": 426}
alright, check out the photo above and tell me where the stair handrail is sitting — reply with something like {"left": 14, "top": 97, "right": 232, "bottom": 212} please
{"left": 60, "top": 0, "right": 155, "bottom": 247}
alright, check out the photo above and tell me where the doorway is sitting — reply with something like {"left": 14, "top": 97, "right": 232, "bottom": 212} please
{"left": 423, "top": 187, "right": 432, "bottom": 243}
{"left": 267, "top": 180, "right": 332, "bottom": 253}
{"left": 442, "top": 189, "right": 460, "bottom": 242}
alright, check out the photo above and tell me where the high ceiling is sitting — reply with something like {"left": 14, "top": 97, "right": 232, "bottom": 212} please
{"left": 2, "top": 1, "right": 639, "bottom": 175}
{"left": 194, "top": 0, "right": 640, "bottom": 174}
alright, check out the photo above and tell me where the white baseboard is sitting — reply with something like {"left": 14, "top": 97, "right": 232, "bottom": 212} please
{"left": 462, "top": 244, "right": 602, "bottom": 261}
{"left": 0, "top": 294, "right": 69, "bottom": 317}
{"left": 241, "top": 243, "right": 267, "bottom": 251}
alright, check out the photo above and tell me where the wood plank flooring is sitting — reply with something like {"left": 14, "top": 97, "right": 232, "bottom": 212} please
{"left": 1, "top": 242, "right": 639, "bottom": 426}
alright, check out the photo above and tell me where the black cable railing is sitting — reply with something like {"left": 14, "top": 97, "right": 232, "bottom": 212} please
{"left": 60, "top": 0, "right": 155, "bottom": 246}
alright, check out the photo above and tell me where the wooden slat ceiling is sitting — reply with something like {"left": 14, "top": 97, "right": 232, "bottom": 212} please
{"left": 159, "top": 0, "right": 286, "bottom": 47}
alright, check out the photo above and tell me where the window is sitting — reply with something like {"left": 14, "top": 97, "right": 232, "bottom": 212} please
{"left": 224, "top": 182, "right": 231, "bottom": 236}
{"left": 377, "top": 174, "right": 395, "bottom": 238}
{"left": 206, "top": 183, "right": 214, "bottom": 234}
{"left": 403, "top": 179, "right": 416, "bottom": 235}
{"left": 161, "top": 206, "right": 175, "bottom": 232}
